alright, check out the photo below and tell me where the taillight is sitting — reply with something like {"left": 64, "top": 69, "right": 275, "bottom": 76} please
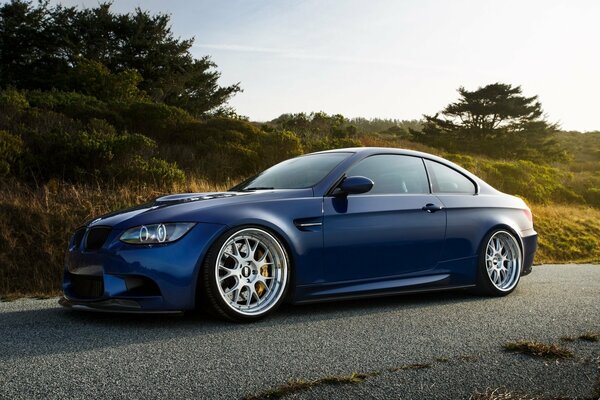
{"left": 523, "top": 208, "right": 533, "bottom": 224}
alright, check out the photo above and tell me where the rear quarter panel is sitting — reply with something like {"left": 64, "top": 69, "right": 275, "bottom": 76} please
{"left": 435, "top": 193, "right": 534, "bottom": 283}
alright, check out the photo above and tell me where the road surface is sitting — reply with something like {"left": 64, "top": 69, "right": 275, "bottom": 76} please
{"left": 1, "top": 264, "right": 598, "bottom": 399}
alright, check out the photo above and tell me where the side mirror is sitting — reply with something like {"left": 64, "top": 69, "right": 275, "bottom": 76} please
{"left": 336, "top": 176, "right": 374, "bottom": 196}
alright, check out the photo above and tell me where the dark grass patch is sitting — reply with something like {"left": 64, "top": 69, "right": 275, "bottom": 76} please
{"left": 504, "top": 340, "right": 573, "bottom": 359}
{"left": 243, "top": 372, "right": 378, "bottom": 400}
{"left": 388, "top": 363, "right": 432, "bottom": 372}
{"left": 559, "top": 336, "right": 576, "bottom": 342}
{"left": 578, "top": 332, "right": 599, "bottom": 342}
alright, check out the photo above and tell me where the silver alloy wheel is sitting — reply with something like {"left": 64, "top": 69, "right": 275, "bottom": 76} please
{"left": 215, "top": 228, "right": 288, "bottom": 316}
{"left": 485, "top": 230, "right": 522, "bottom": 292}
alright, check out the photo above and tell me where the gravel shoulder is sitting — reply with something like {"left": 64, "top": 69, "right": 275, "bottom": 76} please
{"left": 0, "top": 264, "right": 599, "bottom": 399}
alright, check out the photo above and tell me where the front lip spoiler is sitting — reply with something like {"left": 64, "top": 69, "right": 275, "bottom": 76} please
{"left": 58, "top": 297, "right": 184, "bottom": 315}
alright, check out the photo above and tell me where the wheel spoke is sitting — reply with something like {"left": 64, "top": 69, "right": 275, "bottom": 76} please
{"left": 218, "top": 266, "right": 234, "bottom": 280}
{"left": 258, "top": 248, "right": 270, "bottom": 263}
{"left": 243, "top": 238, "right": 252, "bottom": 257}
{"left": 233, "top": 288, "right": 241, "bottom": 304}
{"left": 246, "top": 285, "right": 253, "bottom": 306}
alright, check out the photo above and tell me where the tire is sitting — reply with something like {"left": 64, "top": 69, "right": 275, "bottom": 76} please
{"left": 200, "top": 226, "right": 290, "bottom": 322}
{"left": 476, "top": 229, "right": 523, "bottom": 296}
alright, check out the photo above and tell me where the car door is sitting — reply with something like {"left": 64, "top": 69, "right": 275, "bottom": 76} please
{"left": 423, "top": 159, "right": 481, "bottom": 263}
{"left": 322, "top": 154, "right": 446, "bottom": 283}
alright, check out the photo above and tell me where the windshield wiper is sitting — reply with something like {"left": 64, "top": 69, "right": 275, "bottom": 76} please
{"left": 242, "top": 186, "right": 275, "bottom": 191}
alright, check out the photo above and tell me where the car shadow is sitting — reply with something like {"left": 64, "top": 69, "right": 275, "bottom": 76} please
{"left": 0, "top": 289, "right": 484, "bottom": 361}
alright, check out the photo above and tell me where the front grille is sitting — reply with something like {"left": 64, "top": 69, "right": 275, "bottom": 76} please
{"left": 71, "top": 275, "right": 104, "bottom": 298}
{"left": 84, "top": 227, "right": 112, "bottom": 251}
{"left": 71, "top": 228, "right": 86, "bottom": 249}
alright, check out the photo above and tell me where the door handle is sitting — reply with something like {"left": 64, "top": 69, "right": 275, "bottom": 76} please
{"left": 422, "top": 203, "right": 443, "bottom": 213}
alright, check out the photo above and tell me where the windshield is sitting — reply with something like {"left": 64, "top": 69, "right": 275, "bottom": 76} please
{"left": 230, "top": 152, "right": 352, "bottom": 191}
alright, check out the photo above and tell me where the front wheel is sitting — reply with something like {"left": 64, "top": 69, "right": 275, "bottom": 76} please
{"left": 200, "top": 227, "right": 290, "bottom": 322}
{"left": 476, "top": 229, "right": 522, "bottom": 296}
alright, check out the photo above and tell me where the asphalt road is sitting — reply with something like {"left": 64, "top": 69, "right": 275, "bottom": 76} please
{"left": 1, "top": 264, "right": 599, "bottom": 400}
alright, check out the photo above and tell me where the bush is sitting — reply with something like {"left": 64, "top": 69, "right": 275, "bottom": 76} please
{"left": 25, "top": 90, "right": 120, "bottom": 124}
{"left": 584, "top": 188, "right": 600, "bottom": 207}
{"left": 161, "top": 118, "right": 304, "bottom": 181}
{"left": 121, "top": 101, "right": 196, "bottom": 140}
{"left": 449, "top": 158, "right": 583, "bottom": 205}
{"left": 119, "top": 156, "right": 185, "bottom": 185}
{"left": 0, "top": 104, "right": 183, "bottom": 184}
{"left": 0, "top": 88, "right": 29, "bottom": 110}
{"left": 67, "top": 59, "right": 147, "bottom": 103}
{"left": 0, "top": 130, "right": 23, "bottom": 176}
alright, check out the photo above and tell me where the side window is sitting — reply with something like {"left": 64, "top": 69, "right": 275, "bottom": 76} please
{"left": 346, "top": 155, "right": 429, "bottom": 194}
{"left": 425, "top": 160, "right": 476, "bottom": 194}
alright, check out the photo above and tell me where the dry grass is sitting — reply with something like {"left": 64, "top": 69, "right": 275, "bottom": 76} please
{"left": 0, "top": 179, "right": 229, "bottom": 297}
{"left": 578, "top": 332, "right": 600, "bottom": 342}
{"left": 243, "top": 372, "right": 377, "bottom": 400}
{"left": 532, "top": 204, "right": 600, "bottom": 264}
{"left": 503, "top": 340, "right": 573, "bottom": 359}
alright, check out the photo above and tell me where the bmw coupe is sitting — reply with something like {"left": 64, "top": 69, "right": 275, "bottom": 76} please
{"left": 60, "top": 148, "right": 537, "bottom": 321}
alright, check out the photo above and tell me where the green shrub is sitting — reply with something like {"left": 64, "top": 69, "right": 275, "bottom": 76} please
{"left": 119, "top": 156, "right": 185, "bottom": 185}
{"left": 443, "top": 153, "right": 476, "bottom": 170}
{"left": 2, "top": 106, "right": 178, "bottom": 184}
{"left": 0, "top": 88, "right": 29, "bottom": 110}
{"left": 584, "top": 188, "right": 600, "bottom": 207}
{"left": 0, "top": 130, "right": 23, "bottom": 176}
{"left": 25, "top": 90, "right": 120, "bottom": 124}
{"left": 450, "top": 158, "right": 583, "bottom": 205}
{"left": 122, "top": 101, "right": 196, "bottom": 140}
{"left": 307, "top": 136, "right": 362, "bottom": 153}
{"left": 163, "top": 118, "right": 304, "bottom": 181}
{"left": 68, "top": 59, "right": 147, "bottom": 103}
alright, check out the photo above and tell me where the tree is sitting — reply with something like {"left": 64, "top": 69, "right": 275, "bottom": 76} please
{"left": 414, "top": 83, "right": 564, "bottom": 160}
{"left": 0, "top": 0, "right": 240, "bottom": 116}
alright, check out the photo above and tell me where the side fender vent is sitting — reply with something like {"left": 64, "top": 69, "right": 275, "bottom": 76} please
{"left": 293, "top": 217, "right": 323, "bottom": 232}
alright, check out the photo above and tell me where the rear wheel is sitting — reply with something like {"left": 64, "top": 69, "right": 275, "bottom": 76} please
{"left": 476, "top": 229, "right": 522, "bottom": 296}
{"left": 200, "top": 227, "right": 290, "bottom": 322}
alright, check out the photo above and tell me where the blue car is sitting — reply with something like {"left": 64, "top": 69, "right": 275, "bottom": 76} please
{"left": 60, "top": 148, "right": 537, "bottom": 321}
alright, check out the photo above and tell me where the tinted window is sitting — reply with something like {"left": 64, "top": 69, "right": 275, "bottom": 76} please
{"left": 346, "top": 155, "right": 429, "bottom": 194}
{"left": 231, "top": 152, "right": 351, "bottom": 190}
{"left": 425, "top": 160, "right": 475, "bottom": 194}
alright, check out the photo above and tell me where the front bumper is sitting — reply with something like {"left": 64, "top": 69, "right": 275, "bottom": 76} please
{"left": 62, "top": 222, "right": 227, "bottom": 312}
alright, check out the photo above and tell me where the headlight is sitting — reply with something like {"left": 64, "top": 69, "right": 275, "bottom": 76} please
{"left": 120, "top": 223, "right": 195, "bottom": 244}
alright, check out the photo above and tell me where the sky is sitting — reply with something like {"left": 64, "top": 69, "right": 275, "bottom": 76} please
{"left": 49, "top": 0, "right": 600, "bottom": 131}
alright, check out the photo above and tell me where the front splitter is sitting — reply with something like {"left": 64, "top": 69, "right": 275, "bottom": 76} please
{"left": 58, "top": 296, "right": 184, "bottom": 315}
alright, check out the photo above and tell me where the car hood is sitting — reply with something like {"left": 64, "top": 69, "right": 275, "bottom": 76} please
{"left": 86, "top": 189, "right": 314, "bottom": 229}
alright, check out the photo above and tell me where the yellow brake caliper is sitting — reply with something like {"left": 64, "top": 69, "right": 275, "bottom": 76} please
{"left": 256, "top": 264, "right": 269, "bottom": 297}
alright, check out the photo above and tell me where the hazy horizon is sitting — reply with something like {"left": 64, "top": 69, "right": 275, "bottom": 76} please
{"left": 42, "top": 0, "right": 600, "bottom": 131}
